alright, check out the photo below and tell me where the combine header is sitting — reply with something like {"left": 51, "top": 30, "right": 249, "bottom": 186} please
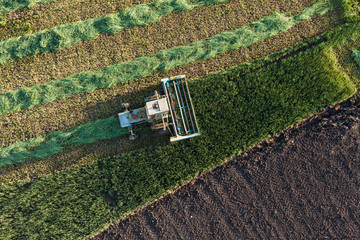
{"left": 118, "top": 75, "right": 200, "bottom": 142}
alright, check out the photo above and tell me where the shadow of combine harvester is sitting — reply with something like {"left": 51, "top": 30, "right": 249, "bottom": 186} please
{"left": 118, "top": 75, "right": 200, "bottom": 142}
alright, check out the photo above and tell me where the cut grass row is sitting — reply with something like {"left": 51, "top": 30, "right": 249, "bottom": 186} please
{"left": 0, "top": 117, "right": 132, "bottom": 167}
{"left": 0, "top": 0, "right": 315, "bottom": 92}
{"left": 0, "top": 0, "right": 155, "bottom": 41}
{"left": 0, "top": 0, "right": 52, "bottom": 14}
{"left": 0, "top": 16, "right": 340, "bottom": 148}
{"left": 0, "top": 0, "right": 232, "bottom": 65}
{"left": 0, "top": 1, "right": 331, "bottom": 116}
{"left": 0, "top": 38, "right": 356, "bottom": 239}
{"left": 0, "top": 28, "right": 332, "bottom": 179}
{"left": 0, "top": 29, "right": 334, "bottom": 184}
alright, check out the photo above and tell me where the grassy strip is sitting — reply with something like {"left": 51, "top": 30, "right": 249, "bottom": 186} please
{"left": 353, "top": 49, "right": 360, "bottom": 66}
{"left": 0, "top": 0, "right": 317, "bottom": 93}
{"left": 0, "top": 0, "right": 158, "bottom": 42}
{"left": 0, "top": 117, "right": 131, "bottom": 166}
{"left": 0, "top": 0, "right": 52, "bottom": 14}
{"left": 0, "top": 29, "right": 334, "bottom": 184}
{"left": 0, "top": 41, "right": 356, "bottom": 239}
{"left": 0, "top": 16, "right": 340, "bottom": 148}
{"left": 0, "top": 1, "right": 330, "bottom": 116}
{"left": 0, "top": 30, "right": 329, "bottom": 172}
{"left": 0, "top": 0, "right": 231, "bottom": 65}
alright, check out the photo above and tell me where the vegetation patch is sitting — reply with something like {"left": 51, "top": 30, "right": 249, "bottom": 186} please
{"left": 0, "top": 0, "right": 53, "bottom": 14}
{"left": 0, "top": 0, "right": 231, "bottom": 64}
{"left": 0, "top": 1, "right": 331, "bottom": 116}
{"left": 0, "top": 40, "right": 356, "bottom": 239}
{"left": 0, "top": 117, "right": 132, "bottom": 167}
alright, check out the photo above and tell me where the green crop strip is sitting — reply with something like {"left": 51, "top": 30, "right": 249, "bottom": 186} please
{"left": 0, "top": 0, "right": 53, "bottom": 14}
{"left": 0, "top": 37, "right": 356, "bottom": 239}
{"left": 0, "top": 0, "right": 231, "bottom": 64}
{"left": 353, "top": 49, "right": 360, "bottom": 67}
{"left": 0, "top": 1, "right": 331, "bottom": 116}
{"left": 0, "top": 117, "right": 131, "bottom": 167}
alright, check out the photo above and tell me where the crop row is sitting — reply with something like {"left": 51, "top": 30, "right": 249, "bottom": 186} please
{"left": 0, "top": 116, "right": 131, "bottom": 167}
{"left": 0, "top": 29, "right": 337, "bottom": 184}
{"left": 0, "top": 15, "right": 340, "bottom": 148}
{"left": 0, "top": 0, "right": 156, "bottom": 41}
{"left": 0, "top": 1, "right": 331, "bottom": 117}
{"left": 0, "top": 0, "right": 316, "bottom": 92}
{"left": 0, "top": 0, "right": 231, "bottom": 65}
{"left": 0, "top": 0, "right": 52, "bottom": 14}
{"left": 0, "top": 37, "right": 356, "bottom": 239}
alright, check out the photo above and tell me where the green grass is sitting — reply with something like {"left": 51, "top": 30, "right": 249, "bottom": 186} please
{"left": 0, "top": 39, "right": 355, "bottom": 239}
{"left": 0, "top": 0, "right": 231, "bottom": 64}
{"left": 0, "top": 0, "right": 53, "bottom": 14}
{"left": 0, "top": 117, "right": 133, "bottom": 167}
{"left": 0, "top": 1, "right": 331, "bottom": 116}
{"left": 353, "top": 49, "right": 360, "bottom": 66}
{"left": 339, "top": 0, "right": 360, "bottom": 22}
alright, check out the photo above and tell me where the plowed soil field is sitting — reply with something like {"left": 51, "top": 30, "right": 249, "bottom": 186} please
{"left": 92, "top": 95, "right": 360, "bottom": 239}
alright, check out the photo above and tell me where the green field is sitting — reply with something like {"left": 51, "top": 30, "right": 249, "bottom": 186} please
{"left": 0, "top": 0, "right": 359, "bottom": 239}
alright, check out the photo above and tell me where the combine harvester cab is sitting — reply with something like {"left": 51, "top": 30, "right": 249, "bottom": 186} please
{"left": 161, "top": 75, "right": 200, "bottom": 142}
{"left": 118, "top": 75, "right": 200, "bottom": 142}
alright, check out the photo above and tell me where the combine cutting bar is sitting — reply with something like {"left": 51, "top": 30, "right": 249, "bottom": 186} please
{"left": 162, "top": 75, "right": 200, "bottom": 142}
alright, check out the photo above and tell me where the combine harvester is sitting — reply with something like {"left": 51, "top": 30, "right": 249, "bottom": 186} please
{"left": 118, "top": 75, "right": 200, "bottom": 142}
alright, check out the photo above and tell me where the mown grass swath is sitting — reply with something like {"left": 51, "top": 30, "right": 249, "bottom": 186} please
{"left": 0, "top": 1, "right": 331, "bottom": 116}
{"left": 0, "top": 29, "right": 335, "bottom": 184}
{"left": 0, "top": 0, "right": 231, "bottom": 64}
{"left": 0, "top": 0, "right": 53, "bottom": 14}
{"left": 0, "top": 37, "right": 356, "bottom": 239}
{"left": 0, "top": 117, "right": 133, "bottom": 167}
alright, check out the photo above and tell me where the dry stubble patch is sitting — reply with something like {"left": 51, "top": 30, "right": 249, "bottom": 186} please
{"left": 0, "top": 0, "right": 312, "bottom": 92}
{"left": 0, "top": 16, "right": 342, "bottom": 184}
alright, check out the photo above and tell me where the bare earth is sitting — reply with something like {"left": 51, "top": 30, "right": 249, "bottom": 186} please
{"left": 92, "top": 95, "right": 360, "bottom": 240}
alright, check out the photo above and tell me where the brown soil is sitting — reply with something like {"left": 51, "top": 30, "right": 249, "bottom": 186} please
{"left": 91, "top": 95, "right": 360, "bottom": 239}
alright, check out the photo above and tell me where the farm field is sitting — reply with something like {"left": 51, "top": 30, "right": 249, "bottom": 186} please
{"left": 0, "top": 0, "right": 360, "bottom": 239}
{"left": 92, "top": 94, "right": 360, "bottom": 240}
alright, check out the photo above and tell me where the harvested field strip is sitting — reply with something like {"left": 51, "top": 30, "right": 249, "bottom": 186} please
{"left": 0, "top": 34, "right": 333, "bottom": 184}
{"left": 0, "top": 0, "right": 231, "bottom": 65}
{"left": 0, "top": 131, "right": 168, "bottom": 185}
{"left": 0, "top": 0, "right": 158, "bottom": 42}
{"left": 0, "top": 42, "right": 356, "bottom": 239}
{"left": 0, "top": 117, "right": 132, "bottom": 167}
{"left": 0, "top": 28, "right": 329, "bottom": 168}
{"left": 0, "top": 0, "right": 52, "bottom": 14}
{"left": 0, "top": 17, "right": 343, "bottom": 148}
{"left": 0, "top": 1, "right": 331, "bottom": 116}
{"left": 0, "top": 0, "right": 325, "bottom": 93}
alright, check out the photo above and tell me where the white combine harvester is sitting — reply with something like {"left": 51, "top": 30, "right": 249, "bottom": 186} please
{"left": 118, "top": 75, "right": 200, "bottom": 142}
